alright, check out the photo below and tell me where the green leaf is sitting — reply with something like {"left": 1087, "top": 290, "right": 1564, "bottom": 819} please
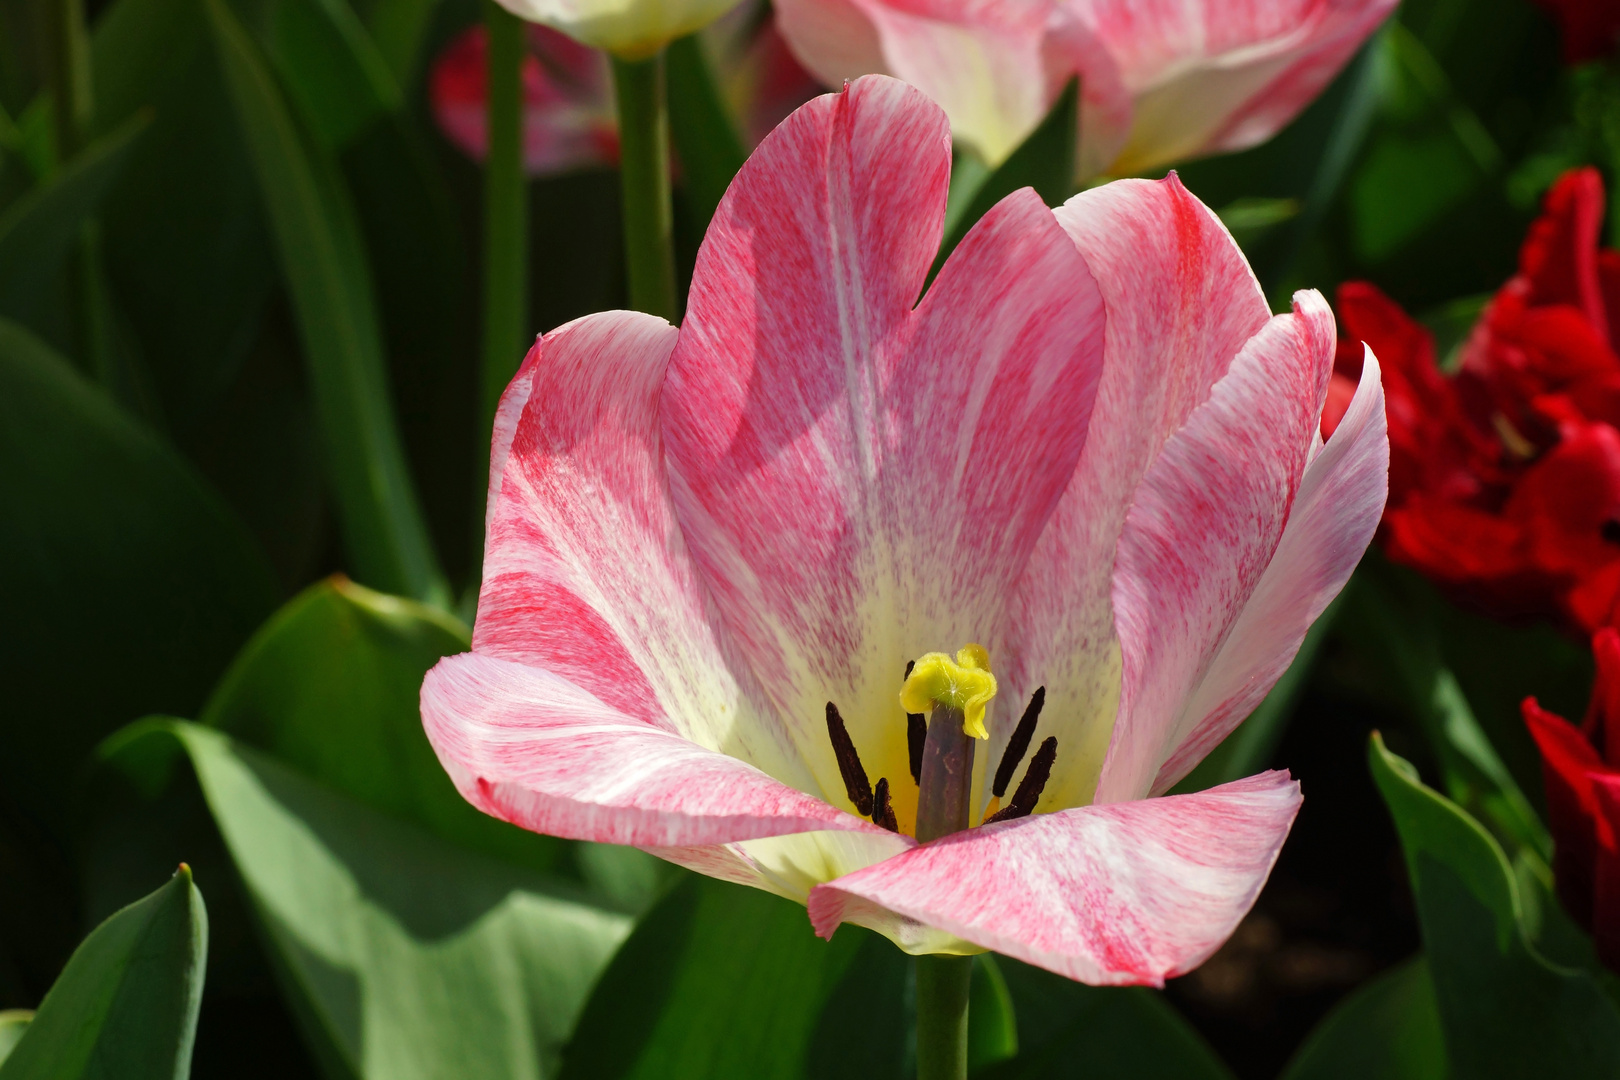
{"left": 265, "top": 0, "right": 402, "bottom": 150}
{"left": 0, "top": 316, "right": 278, "bottom": 823}
{"left": 1279, "top": 958, "right": 1445, "bottom": 1080}
{"left": 201, "top": 576, "right": 566, "bottom": 871}
{"left": 0, "top": 113, "right": 147, "bottom": 327}
{"left": 365, "top": 0, "right": 444, "bottom": 86}
{"left": 934, "top": 79, "right": 1077, "bottom": 276}
{"left": 0, "top": 1014, "right": 29, "bottom": 1067}
{"left": 0, "top": 867, "right": 206, "bottom": 1080}
{"left": 207, "top": 0, "right": 447, "bottom": 605}
{"left": 103, "top": 720, "right": 631, "bottom": 1080}
{"left": 977, "top": 957, "right": 1232, "bottom": 1079}
{"left": 560, "top": 876, "right": 867, "bottom": 1080}
{"left": 1369, "top": 732, "right": 1620, "bottom": 1077}
{"left": 1340, "top": 560, "right": 1549, "bottom": 860}
{"left": 667, "top": 33, "right": 746, "bottom": 238}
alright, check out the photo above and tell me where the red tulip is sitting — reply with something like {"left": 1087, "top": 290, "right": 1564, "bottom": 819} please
{"left": 1525, "top": 627, "right": 1620, "bottom": 966}
{"left": 1334, "top": 167, "right": 1620, "bottom": 631}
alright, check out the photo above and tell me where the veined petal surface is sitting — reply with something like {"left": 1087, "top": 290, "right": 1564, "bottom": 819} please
{"left": 1153, "top": 348, "right": 1387, "bottom": 792}
{"left": 473, "top": 310, "right": 810, "bottom": 787}
{"left": 807, "top": 771, "right": 1302, "bottom": 983}
{"left": 662, "top": 76, "right": 1105, "bottom": 832}
{"left": 422, "top": 652, "right": 887, "bottom": 846}
{"left": 1097, "top": 290, "right": 1335, "bottom": 804}
{"left": 1003, "top": 175, "right": 1269, "bottom": 813}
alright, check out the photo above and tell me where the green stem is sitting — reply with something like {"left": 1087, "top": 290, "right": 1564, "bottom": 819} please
{"left": 916, "top": 954, "right": 972, "bottom": 1080}
{"left": 611, "top": 51, "right": 678, "bottom": 322}
{"left": 479, "top": 0, "right": 529, "bottom": 440}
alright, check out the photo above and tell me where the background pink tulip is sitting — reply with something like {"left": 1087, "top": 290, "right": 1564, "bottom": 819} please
{"left": 771, "top": 0, "right": 1398, "bottom": 178}
{"left": 431, "top": 23, "right": 620, "bottom": 175}
{"left": 420, "top": 75, "right": 1389, "bottom": 985}
{"left": 429, "top": 8, "right": 821, "bottom": 178}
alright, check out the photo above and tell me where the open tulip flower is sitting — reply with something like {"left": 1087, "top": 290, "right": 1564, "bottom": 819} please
{"left": 420, "top": 75, "right": 1389, "bottom": 985}
{"left": 772, "top": 0, "right": 1397, "bottom": 178}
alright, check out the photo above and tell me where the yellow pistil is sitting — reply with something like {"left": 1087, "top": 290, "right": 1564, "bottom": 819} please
{"left": 900, "top": 644, "right": 998, "bottom": 740}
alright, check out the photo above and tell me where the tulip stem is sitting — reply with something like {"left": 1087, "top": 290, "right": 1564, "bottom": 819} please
{"left": 612, "top": 51, "right": 679, "bottom": 322}
{"left": 479, "top": 0, "right": 529, "bottom": 444}
{"left": 916, "top": 954, "right": 972, "bottom": 1080}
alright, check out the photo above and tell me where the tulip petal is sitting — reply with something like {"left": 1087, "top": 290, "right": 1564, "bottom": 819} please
{"left": 663, "top": 76, "right": 1105, "bottom": 831}
{"left": 422, "top": 652, "right": 887, "bottom": 847}
{"left": 1068, "top": 0, "right": 1398, "bottom": 175}
{"left": 807, "top": 771, "right": 1301, "bottom": 984}
{"left": 1005, "top": 175, "right": 1269, "bottom": 811}
{"left": 1097, "top": 291, "right": 1335, "bottom": 804}
{"left": 1152, "top": 348, "right": 1388, "bottom": 793}
{"left": 473, "top": 310, "right": 812, "bottom": 788}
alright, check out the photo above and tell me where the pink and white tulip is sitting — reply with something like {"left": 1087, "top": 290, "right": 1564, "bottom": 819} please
{"left": 772, "top": 0, "right": 1397, "bottom": 178}
{"left": 420, "top": 76, "right": 1389, "bottom": 985}
{"left": 431, "top": 24, "right": 619, "bottom": 175}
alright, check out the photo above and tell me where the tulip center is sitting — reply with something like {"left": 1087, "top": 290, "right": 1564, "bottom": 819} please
{"left": 824, "top": 644, "right": 1060, "bottom": 839}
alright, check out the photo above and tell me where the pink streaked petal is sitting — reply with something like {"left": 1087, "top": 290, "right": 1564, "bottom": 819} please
{"left": 1097, "top": 291, "right": 1335, "bottom": 805}
{"left": 1066, "top": 0, "right": 1396, "bottom": 174}
{"left": 422, "top": 652, "right": 885, "bottom": 847}
{"left": 664, "top": 77, "right": 1103, "bottom": 830}
{"left": 808, "top": 771, "right": 1302, "bottom": 983}
{"left": 475, "top": 311, "right": 810, "bottom": 784}
{"left": 1153, "top": 348, "right": 1388, "bottom": 793}
{"left": 847, "top": 0, "right": 1053, "bottom": 165}
{"left": 1001, "top": 174, "right": 1269, "bottom": 812}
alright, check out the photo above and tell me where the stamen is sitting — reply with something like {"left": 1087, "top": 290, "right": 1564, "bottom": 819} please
{"left": 907, "top": 714, "right": 927, "bottom": 783}
{"left": 826, "top": 702, "right": 874, "bottom": 816}
{"left": 872, "top": 777, "right": 899, "bottom": 832}
{"left": 992, "top": 686, "right": 1045, "bottom": 798}
{"left": 985, "top": 736, "right": 1057, "bottom": 823}
{"left": 905, "top": 660, "right": 926, "bottom": 784}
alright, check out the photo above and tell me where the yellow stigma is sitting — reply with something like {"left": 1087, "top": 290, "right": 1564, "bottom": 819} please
{"left": 899, "top": 644, "right": 998, "bottom": 740}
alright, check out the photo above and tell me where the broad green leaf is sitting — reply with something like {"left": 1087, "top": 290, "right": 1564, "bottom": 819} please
{"left": 0, "top": 113, "right": 147, "bottom": 326}
{"left": 1369, "top": 732, "right": 1620, "bottom": 1077}
{"left": 667, "top": 33, "right": 746, "bottom": 238}
{"left": 0, "top": 867, "right": 206, "bottom": 1080}
{"left": 207, "top": 0, "right": 447, "bottom": 604}
{"left": 977, "top": 957, "right": 1232, "bottom": 1080}
{"left": 0, "top": 316, "right": 278, "bottom": 824}
{"left": 1173, "top": 592, "right": 1342, "bottom": 794}
{"left": 93, "top": 0, "right": 282, "bottom": 439}
{"left": 559, "top": 876, "right": 867, "bottom": 1080}
{"left": 0, "top": 1015, "right": 31, "bottom": 1067}
{"left": 1340, "top": 560, "right": 1549, "bottom": 860}
{"left": 103, "top": 720, "right": 631, "bottom": 1080}
{"left": 201, "top": 576, "right": 565, "bottom": 871}
{"left": 1278, "top": 958, "right": 1445, "bottom": 1080}
{"left": 934, "top": 79, "right": 1077, "bottom": 276}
